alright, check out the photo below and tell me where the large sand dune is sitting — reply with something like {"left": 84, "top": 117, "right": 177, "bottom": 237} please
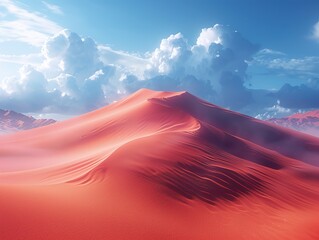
{"left": 0, "top": 89, "right": 318, "bottom": 240}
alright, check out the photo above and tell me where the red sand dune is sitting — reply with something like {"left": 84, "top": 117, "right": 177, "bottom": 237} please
{"left": 0, "top": 109, "right": 56, "bottom": 134}
{"left": 0, "top": 89, "right": 319, "bottom": 240}
{"left": 269, "top": 110, "right": 319, "bottom": 137}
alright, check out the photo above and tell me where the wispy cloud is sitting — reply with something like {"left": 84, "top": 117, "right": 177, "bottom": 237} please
{"left": 257, "top": 48, "right": 285, "bottom": 56}
{"left": 313, "top": 20, "right": 319, "bottom": 41}
{"left": 253, "top": 49, "right": 319, "bottom": 79}
{"left": 267, "top": 57, "right": 319, "bottom": 74}
{"left": 0, "top": 53, "right": 43, "bottom": 65}
{"left": 98, "top": 45, "right": 149, "bottom": 80}
{"left": 0, "top": 0, "right": 63, "bottom": 47}
{"left": 42, "top": 1, "right": 63, "bottom": 15}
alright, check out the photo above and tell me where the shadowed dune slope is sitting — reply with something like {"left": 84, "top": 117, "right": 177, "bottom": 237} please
{"left": 0, "top": 89, "right": 319, "bottom": 240}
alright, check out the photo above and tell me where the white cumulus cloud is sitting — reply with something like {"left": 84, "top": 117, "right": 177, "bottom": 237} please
{"left": 196, "top": 24, "right": 222, "bottom": 50}
{"left": 139, "top": 24, "right": 259, "bottom": 109}
{"left": 0, "top": 24, "right": 263, "bottom": 114}
{"left": 0, "top": 30, "right": 118, "bottom": 114}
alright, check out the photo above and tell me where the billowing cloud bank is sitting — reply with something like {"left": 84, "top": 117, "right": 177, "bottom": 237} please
{"left": 124, "top": 25, "right": 259, "bottom": 110}
{"left": 0, "top": 25, "right": 318, "bottom": 117}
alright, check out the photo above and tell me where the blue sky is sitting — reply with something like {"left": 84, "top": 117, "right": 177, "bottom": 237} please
{"left": 0, "top": 0, "right": 319, "bottom": 119}
{"left": 25, "top": 0, "right": 319, "bottom": 55}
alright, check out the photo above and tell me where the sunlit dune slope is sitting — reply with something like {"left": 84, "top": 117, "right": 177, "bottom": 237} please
{"left": 0, "top": 89, "right": 319, "bottom": 240}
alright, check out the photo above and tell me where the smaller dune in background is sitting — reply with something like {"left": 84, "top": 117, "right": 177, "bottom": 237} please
{"left": 268, "top": 110, "right": 319, "bottom": 137}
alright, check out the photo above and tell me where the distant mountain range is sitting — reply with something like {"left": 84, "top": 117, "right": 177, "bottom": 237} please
{"left": 0, "top": 109, "right": 56, "bottom": 134}
{"left": 268, "top": 110, "right": 319, "bottom": 137}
